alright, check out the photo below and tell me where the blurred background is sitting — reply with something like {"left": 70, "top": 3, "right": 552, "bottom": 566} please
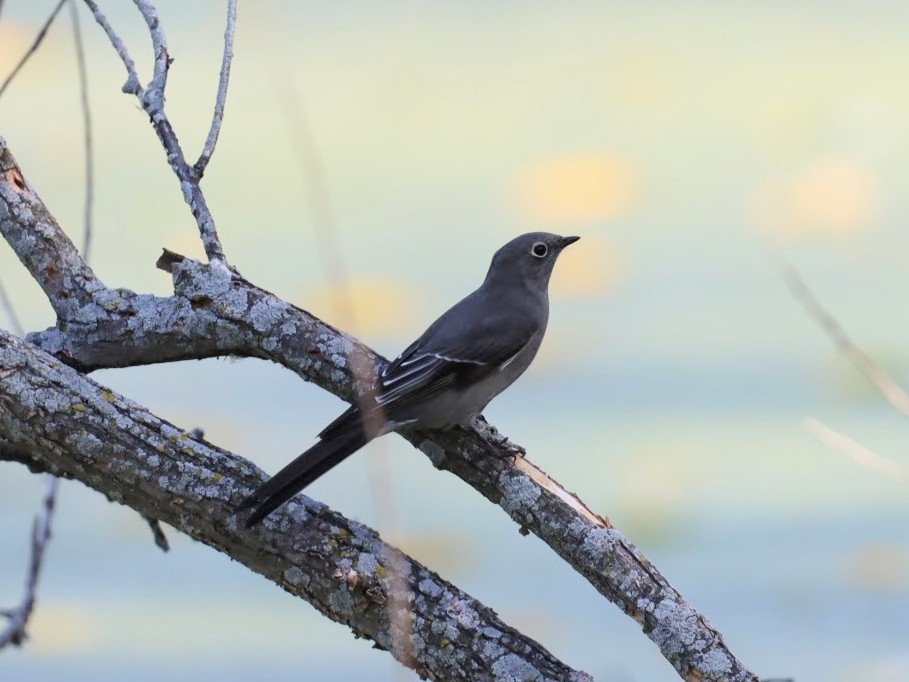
{"left": 2, "top": 1, "right": 909, "bottom": 680}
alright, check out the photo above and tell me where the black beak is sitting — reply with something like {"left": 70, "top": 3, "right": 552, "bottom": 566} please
{"left": 559, "top": 235, "right": 581, "bottom": 248}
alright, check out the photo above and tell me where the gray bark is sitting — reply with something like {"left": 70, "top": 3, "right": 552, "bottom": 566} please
{"left": 0, "top": 328, "right": 589, "bottom": 682}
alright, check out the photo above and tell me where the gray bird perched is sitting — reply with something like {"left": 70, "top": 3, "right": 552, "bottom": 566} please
{"left": 239, "top": 232, "right": 579, "bottom": 527}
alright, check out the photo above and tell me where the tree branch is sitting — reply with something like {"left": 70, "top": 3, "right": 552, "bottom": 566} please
{"left": 0, "top": 475, "right": 58, "bottom": 650}
{"left": 0, "top": 329, "right": 589, "bottom": 682}
{"left": 81, "top": 0, "right": 227, "bottom": 263}
{"left": 195, "top": 0, "right": 237, "bottom": 176}
{"left": 805, "top": 417, "right": 909, "bottom": 483}
{"left": 68, "top": 0, "right": 94, "bottom": 260}
{"left": 0, "top": 276, "right": 22, "bottom": 336}
{"left": 778, "top": 248, "right": 909, "bottom": 420}
{"left": 0, "top": 137, "right": 759, "bottom": 680}
{"left": 0, "top": 138, "right": 103, "bottom": 320}
{"left": 0, "top": 0, "right": 67, "bottom": 101}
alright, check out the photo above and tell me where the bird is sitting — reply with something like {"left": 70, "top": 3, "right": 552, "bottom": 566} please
{"left": 238, "top": 232, "right": 579, "bottom": 527}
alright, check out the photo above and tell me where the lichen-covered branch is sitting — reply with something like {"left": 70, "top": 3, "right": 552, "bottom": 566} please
{"left": 0, "top": 138, "right": 104, "bottom": 320}
{"left": 0, "top": 138, "right": 759, "bottom": 680}
{"left": 0, "top": 329, "right": 589, "bottom": 682}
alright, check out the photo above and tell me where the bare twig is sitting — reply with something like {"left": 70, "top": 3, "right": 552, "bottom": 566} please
{"left": 0, "top": 0, "right": 67, "bottom": 101}
{"left": 0, "top": 476, "right": 58, "bottom": 649}
{"left": 142, "top": 514, "right": 170, "bottom": 552}
{"left": 0, "top": 278, "right": 23, "bottom": 336}
{"left": 778, "top": 249, "right": 909, "bottom": 420}
{"left": 133, "top": 0, "right": 168, "bottom": 103}
{"left": 279, "top": 88, "right": 411, "bottom": 672}
{"left": 80, "top": 0, "right": 141, "bottom": 94}
{"left": 0, "top": 2, "right": 93, "bottom": 646}
{"left": 805, "top": 417, "right": 909, "bottom": 483}
{"left": 195, "top": 0, "right": 237, "bottom": 176}
{"left": 82, "top": 0, "right": 227, "bottom": 263}
{"left": 69, "top": 0, "right": 94, "bottom": 260}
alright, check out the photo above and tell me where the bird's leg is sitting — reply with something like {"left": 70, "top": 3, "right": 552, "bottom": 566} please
{"left": 470, "top": 416, "right": 527, "bottom": 457}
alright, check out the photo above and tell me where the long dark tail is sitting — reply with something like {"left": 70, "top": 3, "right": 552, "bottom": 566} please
{"left": 239, "top": 420, "right": 369, "bottom": 528}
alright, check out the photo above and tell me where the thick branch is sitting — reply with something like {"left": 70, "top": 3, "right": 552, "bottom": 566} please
{"left": 0, "top": 329, "right": 589, "bottom": 682}
{"left": 0, "top": 145, "right": 758, "bottom": 679}
{"left": 0, "top": 137, "right": 103, "bottom": 320}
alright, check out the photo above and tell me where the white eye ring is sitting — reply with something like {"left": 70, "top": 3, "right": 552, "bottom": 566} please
{"left": 531, "top": 242, "right": 548, "bottom": 258}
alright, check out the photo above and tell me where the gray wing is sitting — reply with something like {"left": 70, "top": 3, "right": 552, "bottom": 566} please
{"left": 376, "top": 292, "right": 538, "bottom": 415}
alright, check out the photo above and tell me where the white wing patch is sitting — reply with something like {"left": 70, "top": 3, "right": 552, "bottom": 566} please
{"left": 377, "top": 352, "right": 488, "bottom": 406}
{"left": 382, "top": 353, "right": 438, "bottom": 387}
{"left": 498, "top": 348, "right": 522, "bottom": 370}
{"left": 430, "top": 352, "right": 485, "bottom": 366}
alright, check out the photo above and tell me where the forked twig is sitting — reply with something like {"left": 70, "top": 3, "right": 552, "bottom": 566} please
{"left": 0, "top": 477, "right": 59, "bottom": 649}
{"left": 81, "top": 0, "right": 227, "bottom": 263}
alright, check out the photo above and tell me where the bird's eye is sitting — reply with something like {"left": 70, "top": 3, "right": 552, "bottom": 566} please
{"left": 531, "top": 242, "right": 548, "bottom": 258}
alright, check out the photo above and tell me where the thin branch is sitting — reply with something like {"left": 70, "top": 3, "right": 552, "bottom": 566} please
{"left": 80, "top": 0, "right": 141, "bottom": 94}
{"left": 0, "top": 278, "right": 23, "bottom": 336}
{"left": 0, "top": 476, "right": 58, "bottom": 649}
{"left": 0, "top": 2, "right": 91, "bottom": 644}
{"left": 777, "top": 248, "right": 909, "bottom": 420}
{"left": 0, "top": 0, "right": 67, "bottom": 101}
{"left": 141, "top": 514, "right": 170, "bottom": 552}
{"left": 195, "top": 0, "right": 237, "bottom": 176}
{"left": 0, "top": 329, "right": 590, "bottom": 682}
{"left": 805, "top": 417, "right": 909, "bottom": 483}
{"left": 69, "top": 0, "right": 94, "bottom": 261}
{"left": 133, "top": 0, "right": 168, "bottom": 105}
{"left": 280, "top": 87, "right": 412, "bottom": 670}
{"left": 82, "top": 0, "right": 227, "bottom": 263}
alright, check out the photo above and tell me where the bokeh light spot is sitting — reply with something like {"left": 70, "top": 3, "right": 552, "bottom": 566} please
{"left": 513, "top": 153, "right": 637, "bottom": 225}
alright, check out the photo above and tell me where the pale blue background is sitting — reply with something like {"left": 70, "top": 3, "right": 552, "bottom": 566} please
{"left": 2, "top": 2, "right": 909, "bottom": 681}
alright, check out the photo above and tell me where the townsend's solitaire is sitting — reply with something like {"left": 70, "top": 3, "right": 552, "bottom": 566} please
{"left": 240, "top": 232, "right": 579, "bottom": 526}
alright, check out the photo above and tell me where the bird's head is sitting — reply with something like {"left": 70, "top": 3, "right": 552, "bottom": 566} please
{"left": 484, "top": 232, "right": 580, "bottom": 292}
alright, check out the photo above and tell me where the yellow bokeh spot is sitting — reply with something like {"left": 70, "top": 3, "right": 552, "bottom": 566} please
{"left": 849, "top": 544, "right": 909, "bottom": 593}
{"left": 0, "top": 21, "right": 64, "bottom": 85}
{"left": 514, "top": 153, "right": 637, "bottom": 225}
{"left": 29, "top": 602, "right": 98, "bottom": 654}
{"left": 303, "top": 277, "right": 421, "bottom": 339}
{"left": 0, "top": 23, "right": 33, "bottom": 65}
{"left": 550, "top": 234, "right": 622, "bottom": 299}
{"left": 753, "top": 157, "right": 878, "bottom": 237}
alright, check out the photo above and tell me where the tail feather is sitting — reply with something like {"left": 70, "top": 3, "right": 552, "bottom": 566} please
{"left": 239, "top": 428, "right": 369, "bottom": 527}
